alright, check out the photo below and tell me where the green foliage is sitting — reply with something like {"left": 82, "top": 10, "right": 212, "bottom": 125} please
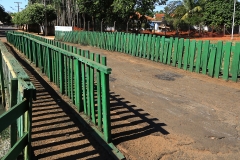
{"left": 164, "top": 0, "right": 205, "bottom": 31}
{"left": 0, "top": 5, "right": 12, "bottom": 24}
{"left": 203, "top": 0, "right": 240, "bottom": 28}
{"left": 76, "top": 0, "right": 168, "bottom": 25}
{"left": 164, "top": 0, "right": 240, "bottom": 32}
{"left": 12, "top": 3, "right": 57, "bottom": 25}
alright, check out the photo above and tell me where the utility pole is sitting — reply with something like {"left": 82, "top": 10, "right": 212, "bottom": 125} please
{"left": 44, "top": 0, "right": 48, "bottom": 36}
{"left": 231, "top": 0, "right": 236, "bottom": 40}
{"left": 14, "top": 2, "right": 22, "bottom": 12}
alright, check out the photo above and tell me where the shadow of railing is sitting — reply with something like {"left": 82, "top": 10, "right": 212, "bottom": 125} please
{"left": 110, "top": 92, "right": 169, "bottom": 145}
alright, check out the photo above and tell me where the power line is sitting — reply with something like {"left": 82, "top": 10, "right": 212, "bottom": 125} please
{"left": 14, "top": 2, "right": 22, "bottom": 12}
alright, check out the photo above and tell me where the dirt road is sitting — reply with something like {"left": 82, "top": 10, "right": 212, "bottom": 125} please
{"left": 67, "top": 43, "right": 240, "bottom": 160}
{"left": 2, "top": 33, "right": 240, "bottom": 159}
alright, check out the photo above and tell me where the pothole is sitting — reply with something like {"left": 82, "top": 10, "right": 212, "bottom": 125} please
{"left": 155, "top": 72, "right": 183, "bottom": 81}
{"left": 110, "top": 77, "right": 116, "bottom": 82}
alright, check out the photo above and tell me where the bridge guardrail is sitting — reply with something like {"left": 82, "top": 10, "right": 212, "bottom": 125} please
{"left": 55, "top": 31, "right": 240, "bottom": 83}
{"left": 6, "top": 31, "right": 113, "bottom": 144}
{"left": 0, "top": 41, "right": 35, "bottom": 160}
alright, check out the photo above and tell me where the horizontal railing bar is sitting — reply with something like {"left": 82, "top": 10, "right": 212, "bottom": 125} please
{"left": 0, "top": 99, "right": 28, "bottom": 133}
{"left": 0, "top": 42, "right": 30, "bottom": 80}
{"left": 1, "top": 132, "right": 28, "bottom": 160}
{"left": 9, "top": 32, "right": 112, "bottom": 74}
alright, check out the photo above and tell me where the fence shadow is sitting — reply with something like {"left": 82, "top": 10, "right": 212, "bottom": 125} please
{"left": 110, "top": 92, "right": 169, "bottom": 145}
{"left": 5, "top": 43, "right": 112, "bottom": 160}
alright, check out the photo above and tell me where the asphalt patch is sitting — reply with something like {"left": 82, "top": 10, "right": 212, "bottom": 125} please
{"left": 110, "top": 77, "right": 116, "bottom": 82}
{"left": 155, "top": 72, "right": 183, "bottom": 81}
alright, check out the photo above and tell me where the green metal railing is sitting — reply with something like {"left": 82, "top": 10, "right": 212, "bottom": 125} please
{"left": 0, "top": 41, "right": 35, "bottom": 160}
{"left": 6, "top": 31, "right": 112, "bottom": 143}
{"left": 55, "top": 31, "right": 240, "bottom": 82}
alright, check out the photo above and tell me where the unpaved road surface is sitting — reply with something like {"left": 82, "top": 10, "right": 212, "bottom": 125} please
{"left": 2, "top": 33, "right": 240, "bottom": 160}
{"left": 67, "top": 43, "right": 240, "bottom": 160}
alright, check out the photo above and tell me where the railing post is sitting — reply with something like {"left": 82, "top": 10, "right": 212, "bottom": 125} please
{"left": 10, "top": 79, "right": 18, "bottom": 148}
{"left": 22, "top": 82, "right": 34, "bottom": 160}
{"left": 0, "top": 50, "right": 5, "bottom": 106}
{"left": 101, "top": 56, "right": 111, "bottom": 143}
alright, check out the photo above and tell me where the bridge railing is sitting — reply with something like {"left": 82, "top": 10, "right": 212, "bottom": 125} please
{"left": 0, "top": 41, "right": 35, "bottom": 160}
{"left": 6, "top": 31, "right": 112, "bottom": 143}
{"left": 55, "top": 31, "right": 240, "bottom": 83}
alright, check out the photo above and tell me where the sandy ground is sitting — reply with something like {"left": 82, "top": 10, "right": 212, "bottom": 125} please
{"left": 65, "top": 43, "right": 240, "bottom": 160}
{"left": 1, "top": 32, "right": 240, "bottom": 159}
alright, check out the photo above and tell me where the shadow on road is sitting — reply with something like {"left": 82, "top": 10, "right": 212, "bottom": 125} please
{"left": 110, "top": 92, "right": 169, "bottom": 145}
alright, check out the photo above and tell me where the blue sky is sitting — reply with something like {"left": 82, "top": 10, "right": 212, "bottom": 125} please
{"left": 154, "top": 4, "right": 167, "bottom": 12}
{"left": 0, "top": 0, "right": 28, "bottom": 13}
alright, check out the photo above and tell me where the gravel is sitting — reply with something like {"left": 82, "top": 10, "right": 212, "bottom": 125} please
{"left": 0, "top": 128, "right": 10, "bottom": 159}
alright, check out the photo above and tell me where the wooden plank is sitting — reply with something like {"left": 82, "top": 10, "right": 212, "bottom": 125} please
{"left": 177, "top": 38, "right": 184, "bottom": 69}
{"left": 208, "top": 47, "right": 217, "bottom": 77}
{"left": 90, "top": 53, "right": 96, "bottom": 124}
{"left": 101, "top": 72, "right": 111, "bottom": 143}
{"left": 167, "top": 37, "right": 174, "bottom": 65}
{"left": 86, "top": 51, "right": 91, "bottom": 116}
{"left": 150, "top": 35, "right": 156, "bottom": 61}
{"left": 162, "top": 41, "right": 168, "bottom": 64}
{"left": 183, "top": 39, "right": 190, "bottom": 70}
{"left": 96, "top": 54, "right": 102, "bottom": 130}
{"left": 59, "top": 51, "right": 64, "bottom": 94}
{"left": 70, "top": 56, "right": 74, "bottom": 102}
{"left": 189, "top": 40, "right": 196, "bottom": 72}
{"left": 230, "top": 42, "right": 240, "bottom": 82}
{"left": 74, "top": 58, "right": 81, "bottom": 112}
{"left": 159, "top": 36, "right": 165, "bottom": 62}
{"left": 146, "top": 35, "right": 152, "bottom": 59}
{"left": 195, "top": 41, "right": 203, "bottom": 73}
{"left": 171, "top": 38, "right": 179, "bottom": 66}
{"left": 81, "top": 50, "right": 87, "bottom": 114}
{"left": 214, "top": 41, "right": 223, "bottom": 78}
{"left": 201, "top": 40, "right": 210, "bottom": 74}
{"left": 125, "top": 33, "right": 129, "bottom": 54}
{"left": 135, "top": 34, "right": 140, "bottom": 57}
{"left": 10, "top": 79, "right": 18, "bottom": 148}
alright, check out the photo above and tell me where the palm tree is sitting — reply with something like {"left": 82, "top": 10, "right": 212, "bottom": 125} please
{"left": 180, "top": 0, "right": 205, "bottom": 36}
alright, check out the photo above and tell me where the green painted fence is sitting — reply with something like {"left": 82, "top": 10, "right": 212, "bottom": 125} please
{"left": 0, "top": 41, "right": 35, "bottom": 160}
{"left": 6, "top": 31, "right": 113, "bottom": 144}
{"left": 55, "top": 31, "right": 240, "bottom": 82}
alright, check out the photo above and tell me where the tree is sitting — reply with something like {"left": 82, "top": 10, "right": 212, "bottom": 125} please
{"left": 164, "top": 0, "right": 205, "bottom": 35}
{"left": 203, "top": 0, "right": 240, "bottom": 30}
{"left": 180, "top": 0, "right": 205, "bottom": 36}
{"left": 12, "top": 3, "right": 56, "bottom": 33}
{"left": 0, "top": 5, "right": 12, "bottom": 24}
{"left": 75, "top": 0, "right": 168, "bottom": 30}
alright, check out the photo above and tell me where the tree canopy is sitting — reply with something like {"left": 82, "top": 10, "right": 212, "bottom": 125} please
{"left": 0, "top": 5, "right": 12, "bottom": 24}
{"left": 12, "top": 3, "right": 57, "bottom": 26}
{"left": 75, "top": 0, "right": 168, "bottom": 25}
{"left": 163, "top": 0, "right": 240, "bottom": 33}
{"left": 203, "top": 0, "right": 240, "bottom": 28}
